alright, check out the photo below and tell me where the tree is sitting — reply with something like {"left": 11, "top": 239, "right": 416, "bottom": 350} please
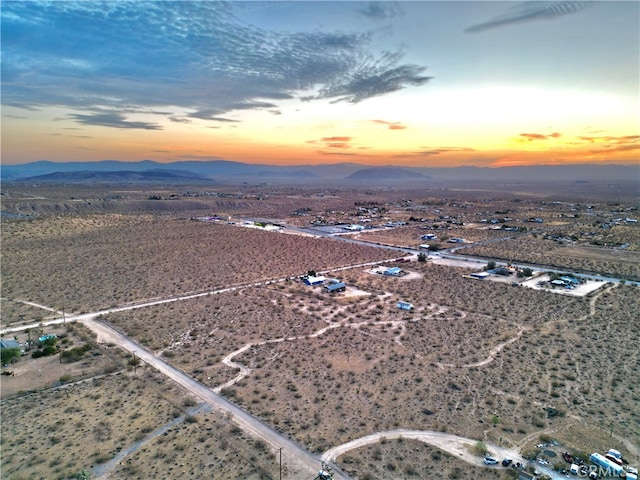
{"left": 518, "top": 267, "right": 533, "bottom": 278}
{"left": 417, "top": 252, "right": 427, "bottom": 262}
{"left": 1, "top": 347, "right": 21, "bottom": 364}
{"left": 486, "top": 261, "right": 496, "bottom": 271}
{"left": 474, "top": 441, "right": 488, "bottom": 456}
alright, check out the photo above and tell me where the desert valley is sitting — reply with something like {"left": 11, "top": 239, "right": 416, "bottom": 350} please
{"left": 1, "top": 174, "right": 638, "bottom": 480}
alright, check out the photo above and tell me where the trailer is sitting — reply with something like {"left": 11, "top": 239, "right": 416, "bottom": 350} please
{"left": 589, "top": 452, "right": 625, "bottom": 477}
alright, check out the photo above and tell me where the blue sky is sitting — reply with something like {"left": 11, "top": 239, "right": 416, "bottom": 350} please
{"left": 2, "top": 1, "right": 638, "bottom": 166}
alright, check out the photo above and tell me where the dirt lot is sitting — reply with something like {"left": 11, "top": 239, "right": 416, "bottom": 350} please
{"left": 0, "top": 322, "right": 117, "bottom": 398}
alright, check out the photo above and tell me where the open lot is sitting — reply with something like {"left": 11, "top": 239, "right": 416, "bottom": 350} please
{"left": 1, "top": 183, "right": 638, "bottom": 480}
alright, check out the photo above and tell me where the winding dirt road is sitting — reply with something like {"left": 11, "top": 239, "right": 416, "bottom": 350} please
{"left": 322, "top": 429, "right": 526, "bottom": 467}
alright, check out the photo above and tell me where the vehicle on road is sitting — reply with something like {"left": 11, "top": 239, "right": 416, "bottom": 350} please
{"left": 484, "top": 456, "right": 499, "bottom": 465}
{"left": 502, "top": 458, "right": 513, "bottom": 467}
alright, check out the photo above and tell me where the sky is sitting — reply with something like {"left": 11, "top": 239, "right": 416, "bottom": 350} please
{"left": 2, "top": 0, "right": 639, "bottom": 168}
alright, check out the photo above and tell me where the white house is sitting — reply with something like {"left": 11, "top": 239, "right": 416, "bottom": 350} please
{"left": 304, "top": 275, "right": 326, "bottom": 286}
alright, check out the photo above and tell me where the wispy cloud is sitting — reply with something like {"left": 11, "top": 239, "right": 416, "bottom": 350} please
{"left": 303, "top": 51, "right": 431, "bottom": 104}
{"left": 519, "top": 132, "right": 562, "bottom": 141}
{"left": 578, "top": 134, "right": 640, "bottom": 144}
{"left": 308, "top": 137, "right": 353, "bottom": 149}
{"left": 394, "top": 147, "right": 475, "bottom": 158}
{"left": 466, "top": 1, "right": 595, "bottom": 33}
{"left": 578, "top": 134, "right": 640, "bottom": 154}
{"left": 67, "top": 112, "right": 161, "bottom": 130}
{"left": 373, "top": 119, "right": 407, "bottom": 130}
{"left": 1, "top": 2, "right": 430, "bottom": 128}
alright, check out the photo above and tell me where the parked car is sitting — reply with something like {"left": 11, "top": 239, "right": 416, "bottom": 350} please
{"left": 484, "top": 456, "right": 499, "bottom": 465}
{"left": 502, "top": 458, "right": 513, "bottom": 467}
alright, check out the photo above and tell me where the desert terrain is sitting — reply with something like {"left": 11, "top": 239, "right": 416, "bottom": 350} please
{"left": 1, "top": 181, "right": 638, "bottom": 480}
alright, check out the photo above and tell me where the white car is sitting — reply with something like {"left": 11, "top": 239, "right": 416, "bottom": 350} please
{"left": 484, "top": 456, "right": 499, "bottom": 465}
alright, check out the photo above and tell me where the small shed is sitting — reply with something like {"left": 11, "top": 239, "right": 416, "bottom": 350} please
{"left": 304, "top": 275, "right": 326, "bottom": 286}
{"left": 397, "top": 301, "right": 414, "bottom": 311}
{"left": 384, "top": 267, "right": 402, "bottom": 276}
{"left": 518, "top": 472, "right": 535, "bottom": 480}
{"left": 0, "top": 339, "right": 21, "bottom": 350}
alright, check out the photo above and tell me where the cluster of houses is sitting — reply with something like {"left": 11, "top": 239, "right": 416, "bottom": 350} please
{"left": 548, "top": 275, "right": 582, "bottom": 290}
{"left": 303, "top": 275, "right": 346, "bottom": 293}
{"left": 301, "top": 268, "right": 415, "bottom": 314}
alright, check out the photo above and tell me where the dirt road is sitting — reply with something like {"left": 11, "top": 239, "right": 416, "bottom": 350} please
{"left": 322, "top": 429, "right": 526, "bottom": 467}
{"left": 84, "top": 317, "right": 351, "bottom": 480}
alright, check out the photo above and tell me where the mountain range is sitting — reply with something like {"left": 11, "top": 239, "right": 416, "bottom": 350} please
{"left": 1, "top": 159, "right": 637, "bottom": 184}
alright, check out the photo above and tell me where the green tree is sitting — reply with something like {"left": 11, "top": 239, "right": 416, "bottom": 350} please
{"left": 486, "top": 261, "right": 496, "bottom": 271}
{"left": 1, "top": 347, "right": 21, "bottom": 364}
{"left": 76, "top": 469, "right": 91, "bottom": 480}
{"left": 474, "top": 441, "right": 488, "bottom": 456}
{"left": 518, "top": 267, "right": 533, "bottom": 278}
{"left": 417, "top": 252, "right": 428, "bottom": 262}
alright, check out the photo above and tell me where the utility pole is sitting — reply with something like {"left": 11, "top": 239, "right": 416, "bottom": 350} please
{"left": 133, "top": 351, "right": 137, "bottom": 373}
{"left": 278, "top": 447, "right": 282, "bottom": 480}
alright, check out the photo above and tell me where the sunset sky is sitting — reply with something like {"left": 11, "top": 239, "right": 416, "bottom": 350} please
{"left": 2, "top": 1, "right": 639, "bottom": 167}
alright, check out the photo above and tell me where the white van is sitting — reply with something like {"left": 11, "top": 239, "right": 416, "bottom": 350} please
{"left": 570, "top": 464, "right": 580, "bottom": 475}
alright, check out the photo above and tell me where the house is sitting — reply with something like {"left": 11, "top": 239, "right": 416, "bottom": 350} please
{"left": 560, "top": 276, "right": 580, "bottom": 285}
{"left": 325, "top": 282, "right": 346, "bottom": 293}
{"left": 397, "top": 301, "right": 414, "bottom": 311}
{"left": 383, "top": 267, "right": 402, "bottom": 276}
{"left": 470, "top": 271, "right": 490, "bottom": 279}
{"left": 304, "top": 275, "right": 326, "bottom": 286}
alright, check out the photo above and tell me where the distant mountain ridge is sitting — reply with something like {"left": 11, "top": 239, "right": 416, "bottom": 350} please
{"left": 15, "top": 169, "right": 216, "bottom": 184}
{"left": 346, "top": 166, "right": 428, "bottom": 181}
{"left": 1, "top": 159, "right": 637, "bottom": 183}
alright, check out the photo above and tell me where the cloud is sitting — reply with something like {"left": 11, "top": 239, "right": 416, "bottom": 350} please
{"left": 1, "top": 2, "right": 431, "bottom": 128}
{"left": 578, "top": 134, "right": 640, "bottom": 144}
{"left": 466, "top": 1, "right": 595, "bottom": 33}
{"left": 358, "top": 2, "right": 402, "bottom": 20}
{"left": 373, "top": 119, "right": 407, "bottom": 130}
{"left": 589, "top": 144, "right": 640, "bottom": 154}
{"left": 303, "top": 51, "right": 431, "bottom": 104}
{"left": 67, "top": 112, "right": 161, "bottom": 130}
{"left": 169, "top": 116, "right": 192, "bottom": 124}
{"left": 321, "top": 136, "right": 351, "bottom": 142}
{"left": 393, "top": 147, "right": 475, "bottom": 158}
{"left": 318, "top": 151, "right": 357, "bottom": 156}
{"left": 308, "top": 136, "right": 353, "bottom": 150}
{"left": 519, "top": 132, "right": 562, "bottom": 141}
{"left": 578, "top": 134, "right": 640, "bottom": 154}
